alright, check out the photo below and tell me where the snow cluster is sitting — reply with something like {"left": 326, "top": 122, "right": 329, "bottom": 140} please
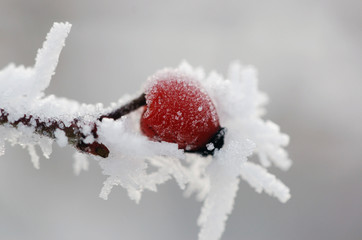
{"left": 0, "top": 23, "right": 291, "bottom": 240}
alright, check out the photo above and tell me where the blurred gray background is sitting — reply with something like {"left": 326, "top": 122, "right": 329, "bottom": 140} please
{"left": 0, "top": 0, "right": 361, "bottom": 239}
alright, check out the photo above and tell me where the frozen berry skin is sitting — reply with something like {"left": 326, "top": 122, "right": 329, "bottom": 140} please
{"left": 140, "top": 69, "right": 221, "bottom": 151}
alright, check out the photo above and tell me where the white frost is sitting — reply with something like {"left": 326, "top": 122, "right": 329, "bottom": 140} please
{"left": 0, "top": 23, "right": 292, "bottom": 240}
{"left": 97, "top": 118, "right": 185, "bottom": 203}
{"left": 198, "top": 139, "right": 255, "bottom": 240}
{"left": 240, "top": 162, "right": 290, "bottom": 203}
{"left": 73, "top": 151, "right": 89, "bottom": 175}
{"left": 54, "top": 129, "right": 67, "bottom": 147}
{"left": 27, "top": 144, "right": 40, "bottom": 170}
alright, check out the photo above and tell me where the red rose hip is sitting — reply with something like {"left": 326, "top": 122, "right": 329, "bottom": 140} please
{"left": 140, "top": 69, "right": 221, "bottom": 151}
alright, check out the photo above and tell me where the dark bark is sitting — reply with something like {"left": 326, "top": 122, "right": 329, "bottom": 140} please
{"left": 0, "top": 94, "right": 148, "bottom": 158}
{"left": 99, "top": 93, "right": 146, "bottom": 121}
{"left": 0, "top": 93, "right": 224, "bottom": 158}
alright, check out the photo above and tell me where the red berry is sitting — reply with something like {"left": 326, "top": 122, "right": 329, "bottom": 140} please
{"left": 140, "top": 69, "right": 221, "bottom": 151}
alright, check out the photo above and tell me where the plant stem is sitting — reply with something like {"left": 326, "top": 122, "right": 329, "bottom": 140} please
{"left": 99, "top": 93, "right": 146, "bottom": 120}
{"left": 0, "top": 93, "right": 225, "bottom": 158}
{"left": 0, "top": 94, "right": 147, "bottom": 158}
{"left": 0, "top": 108, "right": 109, "bottom": 157}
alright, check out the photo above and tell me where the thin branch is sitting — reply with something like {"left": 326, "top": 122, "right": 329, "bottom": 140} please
{"left": 0, "top": 94, "right": 147, "bottom": 158}
{"left": 99, "top": 93, "right": 146, "bottom": 121}
{"left": 0, "top": 93, "right": 225, "bottom": 158}
{"left": 0, "top": 108, "right": 109, "bottom": 158}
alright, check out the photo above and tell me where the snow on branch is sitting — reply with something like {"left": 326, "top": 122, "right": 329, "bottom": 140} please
{"left": 0, "top": 22, "right": 292, "bottom": 240}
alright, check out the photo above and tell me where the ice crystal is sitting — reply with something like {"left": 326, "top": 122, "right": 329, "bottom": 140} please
{"left": 73, "top": 151, "right": 89, "bottom": 176}
{"left": 0, "top": 22, "right": 291, "bottom": 240}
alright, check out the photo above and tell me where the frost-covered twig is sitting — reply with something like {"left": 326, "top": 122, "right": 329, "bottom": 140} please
{"left": 0, "top": 108, "right": 109, "bottom": 157}
{"left": 100, "top": 93, "right": 146, "bottom": 121}
{"left": 0, "top": 92, "right": 149, "bottom": 158}
{"left": 0, "top": 22, "right": 292, "bottom": 240}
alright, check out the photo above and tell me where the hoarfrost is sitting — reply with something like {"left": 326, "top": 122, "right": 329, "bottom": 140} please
{"left": 73, "top": 152, "right": 89, "bottom": 175}
{"left": 0, "top": 22, "right": 292, "bottom": 240}
{"left": 27, "top": 144, "right": 40, "bottom": 170}
{"left": 240, "top": 162, "right": 290, "bottom": 203}
{"left": 97, "top": 118, "right": 185, "bottom": 203}
{"left": 54, "top": 129, "right": 67, "bottom": 147}
{"left": 0, "top": 141, "right": 4, "bottom": 157}
{"left": 198, "top": 139, "right": 255, "bottom": 240}
{"left": 38, "top": 137, "right": 53, "bottom": 159}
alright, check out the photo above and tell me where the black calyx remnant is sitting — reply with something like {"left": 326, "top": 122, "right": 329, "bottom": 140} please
{"left": 186, "top": 127, "right": 227, "bottom": 156}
